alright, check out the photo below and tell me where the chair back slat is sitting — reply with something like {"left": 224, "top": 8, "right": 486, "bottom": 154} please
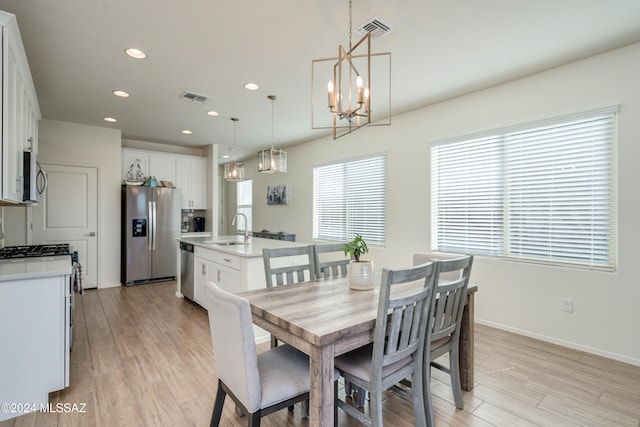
{"left": 313, "top": 243, "right": 351, "bottom": 279}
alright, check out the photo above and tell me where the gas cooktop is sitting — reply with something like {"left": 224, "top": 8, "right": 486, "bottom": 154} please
{"left": 0, "top": 243, "right": 71, "bottom": 259}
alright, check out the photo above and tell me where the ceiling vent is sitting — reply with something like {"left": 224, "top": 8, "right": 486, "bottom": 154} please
{"left": 355, "top": 16, "right": 393, "bottom": 39}
{"left": 180, "top": 91, "right": 209, "bottom": 103}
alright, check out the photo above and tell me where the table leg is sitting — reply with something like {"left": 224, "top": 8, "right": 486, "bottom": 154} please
{"left": 309, "top": 344, "right": 336, "bottom": 427}
{"left": 459, "top": 291, "right": 475, "bottom": 391}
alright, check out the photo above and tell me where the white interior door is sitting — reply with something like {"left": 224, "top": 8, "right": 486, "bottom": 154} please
{"left": 31, "top": 164, "right": 98, "bottom": 288}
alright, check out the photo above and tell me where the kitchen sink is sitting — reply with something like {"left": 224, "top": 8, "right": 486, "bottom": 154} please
{"left": 204, "top": 240, "right": 246, "bottom": 246}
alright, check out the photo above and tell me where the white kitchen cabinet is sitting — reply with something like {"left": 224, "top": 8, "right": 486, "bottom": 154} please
{"left": 0, "top": 258, "right": 71, "bottom": 422}
{"left": 122, "top": 149, "right": 149, "bottom": 181}
{"left": 149, "top": 152, "right": 176, "bottom": 184}
{"left": 122, "top": 150, "right": 206, "bottom": 209}
{"left": 194, "top": 248, "right": 241, "bottom": 306}
{"left": 183, "top": 238, "right": 306, "bottom": 344}
{"left": 0, "top": 12, "right": 40, "bottom": 204}
{"left": 176, "top": 156, "right": 206, "bottom": 209}
{"left": 122, "top": 148, "right": 177, "bottom": 183}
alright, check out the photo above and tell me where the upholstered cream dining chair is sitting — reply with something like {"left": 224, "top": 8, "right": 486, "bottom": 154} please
{"left": 205, "top": 281, "right": 324, "bottom": 427}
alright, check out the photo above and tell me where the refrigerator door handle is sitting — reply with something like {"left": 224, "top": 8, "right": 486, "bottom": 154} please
{"left": 148, "top": 201, "right": 154, "bottom": 251}
{"left": 152, "top": 201, "right": 157, "bottom": 251}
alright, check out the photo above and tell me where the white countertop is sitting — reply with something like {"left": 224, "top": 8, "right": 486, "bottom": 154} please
{"left": 0, "top": 256, "right": 73, "bottom": 282}
{"left": 178, "top": 235, "right": 307, "bottom": 258}
{"left": 180, "top": 232, "right": 212, "bottom": 237}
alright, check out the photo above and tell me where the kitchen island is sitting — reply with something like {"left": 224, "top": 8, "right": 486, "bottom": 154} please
{"left": 176, "top": 235, "right": 308, "bottom": 342}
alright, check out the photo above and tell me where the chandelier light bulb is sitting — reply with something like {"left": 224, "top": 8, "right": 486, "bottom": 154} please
{"left": 327, "top": 80, "right": 335, "bottom": 108}
{"left": 356, "top": 75, "right": 364, "bottom": 104}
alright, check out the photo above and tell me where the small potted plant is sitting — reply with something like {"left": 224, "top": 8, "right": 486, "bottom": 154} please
{"left": 343, "top": 233, "right": 375, "bottom": 290}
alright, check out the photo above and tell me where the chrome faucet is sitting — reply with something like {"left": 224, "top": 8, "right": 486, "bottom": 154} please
{"left": 232, "top": 213, "right": 249, "bottom": 241}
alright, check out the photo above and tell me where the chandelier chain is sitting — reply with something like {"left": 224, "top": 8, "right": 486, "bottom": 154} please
{"left": 348, "top": 0, "right": 353, "bottom": 50}
{"left": 271, "top": 96, "right": 275, "bottom": 147}
{"left": 231, "top": 117, "right": 238, "bottom": 160}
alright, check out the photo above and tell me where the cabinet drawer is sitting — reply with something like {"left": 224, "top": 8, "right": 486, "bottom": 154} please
{"left": 194, "top": 247, "right": 241, "bottom": 269}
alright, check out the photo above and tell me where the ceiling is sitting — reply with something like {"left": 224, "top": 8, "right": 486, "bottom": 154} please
{"left": 1, "top": 1, "right": 640, "bottom": 164}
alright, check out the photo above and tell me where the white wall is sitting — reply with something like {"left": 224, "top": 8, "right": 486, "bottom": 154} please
{"left": 232, "top": 42, "right": 640, "bottom": 365}
{"left": 38, "top": 120, "right": 122, "bottom": 288}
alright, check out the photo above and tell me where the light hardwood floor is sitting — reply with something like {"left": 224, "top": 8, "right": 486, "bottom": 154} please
{"left": 2, "top": 281, "right": 639, "bottom": 427}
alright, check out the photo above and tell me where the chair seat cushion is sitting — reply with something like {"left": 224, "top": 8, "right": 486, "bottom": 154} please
{"left": 258, "top": 344, "right": 311, "bottom": 408}
{"left": 335, "top": 343, "right": 412, "bottom": 383}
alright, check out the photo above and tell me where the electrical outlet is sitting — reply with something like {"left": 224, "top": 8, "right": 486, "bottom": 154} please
{"left": 562, "top": 298, "right": 574, "bottom": 313}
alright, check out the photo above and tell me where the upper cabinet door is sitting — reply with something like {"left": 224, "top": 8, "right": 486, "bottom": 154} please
{"left": 149, "top": 153, "right": 176, "bottom": 184}
{"left": 175, "top": 155, "right": 207, "bottom": 210}
{"left": 189, "top": 157, "right": 207, "bottom": 209}
{"left": 175, "top": 157, "right": 190, "bottom": 208}
{"left": 122, "top": 149, "right": 149, "bottom": 181}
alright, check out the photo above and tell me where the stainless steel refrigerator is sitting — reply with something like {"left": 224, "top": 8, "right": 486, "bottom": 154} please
{"left": 121, "top": 185, "right": 181, "bottom": 285}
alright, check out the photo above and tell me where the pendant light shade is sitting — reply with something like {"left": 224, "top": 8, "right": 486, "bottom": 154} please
{"left": 258, "top": 147, "right": 287, "bottom": 173}
{"left": 224, "top": 161, "right": 245, "bottom": 181}
{"left": 258, "top": 95, "right": 287, "bottom": 173}
{"left": 224, "top": 118, "right": 246, "bottom": 182}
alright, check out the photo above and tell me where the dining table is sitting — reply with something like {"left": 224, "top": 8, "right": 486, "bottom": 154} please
{"left": 240, "top": 275, "right": 478, "bottom": 427}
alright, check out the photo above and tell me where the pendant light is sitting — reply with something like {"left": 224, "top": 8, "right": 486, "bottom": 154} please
{"left": 325, "top": 0, "right": 370, "bottom": 138}
{"left": 311, "top": 0, "right": 391, "bottom": 139}
{"left": 224, "top": 118, "right": 246, "bottom": 182}
{"left": 258, "top": 95, "right": 287, "bottom": 173}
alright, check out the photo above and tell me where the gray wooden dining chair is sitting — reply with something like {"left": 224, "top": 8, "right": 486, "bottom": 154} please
{"left": 262, "top": 246, "right": 316, "bottom": 350}
{"left": 334, "top": 262, "right": 440, "bottom": 427}
{"left": 410, "top": 252, "right": 474, "bottom": 427}
{"left": 262, "top": 246, "right": 316, "bottom": 288}
{"left": 313, "top": 243, "right": 350, "bottom": 279}
{"left": 205, "top": 281, "right": 313, "bottom": 427}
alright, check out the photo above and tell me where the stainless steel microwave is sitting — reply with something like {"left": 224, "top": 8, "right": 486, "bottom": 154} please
{"left": 22, "top": 150, "right": 37, "bottom": 204}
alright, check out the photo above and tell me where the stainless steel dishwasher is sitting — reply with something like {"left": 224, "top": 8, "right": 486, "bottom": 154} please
{"left": 180, "top": 242, "right": 194, "bottom": 301}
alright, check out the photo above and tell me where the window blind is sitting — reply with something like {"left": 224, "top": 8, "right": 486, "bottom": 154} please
{"left": 236, "top": 179, "right": 252, "bottom": 233}
{"left": 431, "top": 107, "right": 617, "bottom": 270}
{"left": 314, "top": 154, "right": 386, "bottom": 244}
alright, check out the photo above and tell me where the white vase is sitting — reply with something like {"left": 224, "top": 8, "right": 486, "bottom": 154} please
{"left": 348, "top": 260, "right": 375, "bottom": 290}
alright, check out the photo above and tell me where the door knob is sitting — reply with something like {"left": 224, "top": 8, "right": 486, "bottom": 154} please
{"left": 86, "top": 232, "right": 96, "bottom": 236}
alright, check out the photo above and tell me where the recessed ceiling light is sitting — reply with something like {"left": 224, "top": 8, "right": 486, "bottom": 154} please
{"left": 125, "top": 48, "right": 146, "bottom": 59}
{"left": 206, "top": 110, "right": 219, "bottom": 117}
{"left": 244, "top": 82, "right": 259, "bottom": 91}
{"left": 104, "top": 117, "right": 117, "bottom": 123}
{"left": 113, "top": 90, "right": 130, "bottom": 98}
{"left": 222, "top": 155, "right": 230, "bottom": 159}
{"left": 181, "top": 130, "right": 192, "bottom": 135}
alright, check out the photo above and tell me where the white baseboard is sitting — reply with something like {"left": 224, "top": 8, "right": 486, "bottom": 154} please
{"left": 476, "top": 319, "right": 640, "bottom": 367}
{"left": 98, "top": 282, "right": 122, "bottom": 289}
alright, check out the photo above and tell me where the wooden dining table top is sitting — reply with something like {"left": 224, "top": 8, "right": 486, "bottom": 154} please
{"left": 240, "top": 274, "right": 478, "bottom": 350}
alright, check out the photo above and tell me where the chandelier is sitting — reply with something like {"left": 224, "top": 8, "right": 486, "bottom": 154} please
{"left": 311, "top": 0, "right": 391, "bottom": 139}
{"left": 224, "top": 118, "right": 246, "bottom": 182}
{"left": 258, "top": 95, "right": 287, "bottom": 173}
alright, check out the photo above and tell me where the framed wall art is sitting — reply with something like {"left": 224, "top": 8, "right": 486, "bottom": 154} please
{"left": 267, "top": 184, "right": 288, "bottom": 205}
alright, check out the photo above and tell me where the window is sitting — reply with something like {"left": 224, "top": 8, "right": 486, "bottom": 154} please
{"left": 313, "top": 154, "right": 386, "bottom": 244}
{"left": 236, "top": 179, "right": 252, "bottom": 233}
{"left": 431, "top": 107, "right": 617, "bottom": 270}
